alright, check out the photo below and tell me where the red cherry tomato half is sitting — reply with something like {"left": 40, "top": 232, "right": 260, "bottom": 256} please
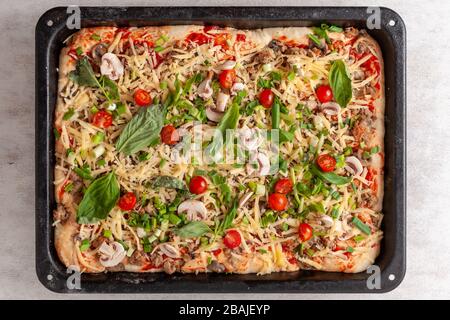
{"left": 203, "top": 25, "right": 219, "bottom": 33}
{"left": 218, "top": 69, "right": 236, "bottom": 89}
{"left": 189, "top": 176, "right": 208, "bottom": 194}
{"left": 134, "top": 89, "right": 152, "bottom": 106}
{"left": 259, "top": 89, "right": 274, "bottom": 108}
{"left": 268, "top": 193, "right": 288, "bottom": 211}
{"left": 298, "top": 223, "right": 313, "bottom": 242}
{"left": 316, "top": 85, "right": 333, "bottom": 103}
{"left": 185, "top": 32, "right": 210, "bottom": 45}
{"left": 223, "top": 230, "right": 242, "bottom": 249}
{"left": 212, "top": 248, "right": 222, "bottom": 256}
{"left": 274, "top": 178, "right": 293, "bottom": 194}
{"left": 236, "top": 34, "right": 246, "bottom": 42}
{"left": 160, "top": 124, "right": 180, "bottom": 145}
{"left": 317, "top": 154, "right": 337, "bottom": 172}
{"left": 92, "top": 110, "right": 113, "bottom": 128}
{"left": 118, "top": 192, "right": 137, "bottom": 211}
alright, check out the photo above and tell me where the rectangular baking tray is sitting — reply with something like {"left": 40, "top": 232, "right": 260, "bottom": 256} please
{"left": 36, "top": 6, "right": 406, "bottom": 293}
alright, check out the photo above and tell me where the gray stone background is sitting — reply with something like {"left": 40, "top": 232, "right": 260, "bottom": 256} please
{"left": 0, "top": 0, "right": 448, "bottom": 299}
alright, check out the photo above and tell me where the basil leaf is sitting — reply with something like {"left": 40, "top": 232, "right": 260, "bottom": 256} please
{"left": 310, "top": 164, "right": 352, "bottom": 185}
{"left": 69, "top": 57, "right": 98, "bottom": 87}
{"left": 73, "top": 164, "right": 93, "bottom": 180}
{"left": 76, "top": 172, "right": 120, "bottom": 224}
{"left": 219, "top": 197, "right": 238, "bottom": 233}
{"left": 206, "top": 102, "right": 240, "bottom": 155}
{"left": 115, "top": 104, "right": 165, "bottom": 155}
{"left": 329, "top": 60, "right": 352, "bottom": 108}
{"left": 151, "top": 176, "right": 187, "bottom": 190}
{"left": 98, "top": 76, "right": 120, "bottom": 101}
{"left": 175, "top": 221, "right": 211, "bottom": 238}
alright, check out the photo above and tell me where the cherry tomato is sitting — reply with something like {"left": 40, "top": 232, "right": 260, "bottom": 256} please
{"left": 274, "top": 178, "right": 293, "bottom": 194}
{"left": 268, "top": 193, "right": 288, "bottom": 211}
{"left": 134, "top": 89, "right": 152, "bottom": 106}
{"left": 92, "top": 110, "right": 113, "bottom": 128}
{"left": 218, "top": 69, "right": 236, "bottom": 89}
{"left": 189, "top": 176, "right": 208, "bottom": 194}
{"left": 185, "top": 32, "right": 210, "bottom": 45}
{"left": 317, "top": 154, "right": 336, "bottom": 172}
{"left": 212, "top": 248, "right": 222, "bottom": 256}
{"left": 236, "top": 34, "right": 246, "bottom": 42}
{"left": 316, "top": 85, "right": 333, "bottom": 103}
{"left": 223, "top": 230, "right": 242, "bottom": 249}
{"left": 203, "top": 25, "right": 219, "bottom": 33}
{"left": 118, "top": 192, "right": 137, "bottom": 211}
{"left": 298, "top": 223, "right": 313, "bottom": 242}
{"left": 259, "top": 89, "right": 274, "bottom": 108}
{"left": 160, "top": 124, "right": 179, "bottom": 145}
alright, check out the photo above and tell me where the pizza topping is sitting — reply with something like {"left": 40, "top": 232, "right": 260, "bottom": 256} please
{"left": 298, "top": 223, "right": 313, "bottom": 242}
{"left": 189, "top": 176, "right": 208, "bottom": 194}
{"left": 197, "top": 72, "right": 214, "bottom": 99}
{"left": 215, "top": 92, "right": 230, "bottom": 112}
{"left": 316, "top": 85, "right": 333, "bottom": 103}
{"left": 317, "top": 154, "right": 337, "bottom": 172}
{"left": 134, "top": 89, "right": 152, "bottom": 106}
{"left": 344, "top": 156, "right": 364, "bottom": 176}
{"left": 217, "top": 60, "right": 236, "bottom": 71}
{"left": 320, "top": 102, "right": 341, "bottom": 116}
{"left": 160, "top": 124, "right": 180, "bottom": 145}
{"left": 223, "top": 230, "right": 242, "bottom": 249}
{"left": 206, "top": 106, "right": 225, "bottom": 122}
{"left": 92, "top": 110, "right": 113, "bottom": 128}
{"left": 268, "top": 193, "right": 288, "bottom": 211}
{"left": 98, "top": 241, "right": 126, "bottom": 267}
{"left": 178, "top": 200, "right": 208, "bottom": 221}
{"left": 118, "top": 192, "right": 137, "bottom": 211}
{"left": 218, "top": 69, "right": 236, "bottom": 89}
{"left": 259, "top": 89, "right": 274, "bottom": 108}
{"left": 274, "top": 178, "right": 293, "bottom": 194}
{"left": 100, "top": 53, "right": 124, "bottom": 80}
{"left": 91, "top": 43, "right": 108, "bottom": 62}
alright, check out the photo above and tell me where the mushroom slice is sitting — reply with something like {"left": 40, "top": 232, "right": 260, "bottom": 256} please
{"left": 159, "top": 243, "right": 180, "bottom": 259}
{"left": 231, "top": 82, "right": 245, "bottom": 95}
{"left": 92, "top": 43, "right": 108, "bottom": 62}
{"left": 217, "top": 60, "right": 236, "bottom": 70}
{"left": 248, "top": 152, "right": 271, "bottom": 176}
{"left": 100, "top": 53, "right": 124, "bottom": 80}
{"left": 215, "top": 92, "right": 230, "bottom": 112}
{"left": 238, "top": 126, "right": 263, "bottom": 151}
{"left": 178, "top": 199, "right": 208, "bottom": 221}
{"left": 206, "top": 107, "right": 224, "bottom": 122}
{"left": 321, "top": 215, "right": 334, "bottom": 227}
{"left": 320, "top": 102, "right": 341, "bottom": 116}
{"left": 98, "top": 241, "right": 126, "bottom": 267}
{"left": 198, "top": 71, "right": 214, "bottom": 99}
{"left": 344, "top": 156, "right": 364, "bottom": 176}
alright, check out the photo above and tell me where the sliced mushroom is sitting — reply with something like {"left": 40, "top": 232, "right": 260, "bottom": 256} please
{"left": 159, "top": 243, "right": 180, "bottom": 259}
{"left": 98, "top": 241, "right": 126, "bottom": 267}
{"left": 252, "top": 152, "right": 271, "bottom": 176}
{"left": 215, "top": 92, "right": 230, "bottom": 112}
{"left": 231, "top": 82, "right": 245, "bottom": 95}
{"left": 238, "top": 126, "right": 263, "bottom": 151}
{"left": 178, "top": 199, "right": 208, "bottom": 221}
{"left": 321, "top": 102, "right": 341, "bottom": 116}
{"left": 207, "top": 261, "right": 226, "bottom": 272}
{"left": 217, "top": 60, "right": 236, "bottom": 70}
{"left": 100, "top": 53, "right": 124, "bottom": 80}
{"left": 344, "top": 156, "right": 364, "bottom": 176}
{"left": 91, "top": 43, "right": 108, "bottom": 62}
{"left": 321, "top": 215, "right": 334, "bottom": 227}
{"left": 206, "top": 107, "right": 224, "bottom": 122}
{"left": 198, "top": 71, "right": 214, "bottom": 99}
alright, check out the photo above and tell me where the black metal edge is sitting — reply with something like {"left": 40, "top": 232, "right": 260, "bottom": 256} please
{"left": 35, "top": 6, "right": 406, "bottom": 294}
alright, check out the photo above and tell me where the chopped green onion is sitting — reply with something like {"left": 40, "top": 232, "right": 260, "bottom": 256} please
{"left": 287, "top": 70, "right": 296, "bottom": 81}
{"left": 259, "top": 249, "right": 268, "bottom": 254}
{"left": 331, "top": 206, "right": 340, "bottom": 219}
{"left": 159, "top": 81, "right": 168, "bottom": 90}
{"left": 103, "top": 230, "right": 112, "bottom": 238}
{"left": 91, "top": 132, "right": 105, "bottom": 144}
{"left": 154, "top": 46, "right": 164, "bottom": 52}
{"left": 169, "top": 213, "right": 181, "bottom": 226}
{"left": 343, "top": 146, "right": 353, "bottom": 156}
{"left": 352, "top": 217, "right": 371, "bottom": 235}
{"left": 97, "top": 159, "right": 106, "bottom": 167}
{"left": 63, "top": 108, "right": 75, "bottom": 121}
{"left": 116, "top": 103, "right": 127, "bottom": 115}
{"left": 308, "top": 34, "right": 322, "bottom": 46}
{"left": 363, "top": 151, "right": 371, "bottom": 159}
{"left": 91, "top": 34, "right": 101, "bottom": 41}
{"left": 328, "top": 25, "right": 343, "bottom": 33}
{"left": 143, "top": 243, "right": 152, "bottom": 253}
{"left": 354, "top": 235, "right": 366, "bottom": 242}
{"left": 138, "top": 152, "right": 150, "bottom": 162}
{"left": 346, "top": 246, "right": 354, "bottom": 253}
{"left": 79, "top": 239, "right": 90, "bottom": 252}
{"left": 64, "top": 182, "right": 74, "bottom": 193}
{"left": 255, "top": 184, "right": 266, "bottom": 196}
{"left": 370, "top": 146, "right": 380, "bottom": 154}
{"left": 53, "top": 128, "right": 61, "bottom": 140}
{"left": 75, "top": 47, "right": 83, "bottom": 55}
{"left": 281, "top": 223, "right": 289, "bottom": 232}
{"left": 200, "top": 237, "right": 209, "bottom": 246}
{"left": 93, "top": 145, "right": 105, "bottom": 158}
{"left": 90, "top": 106, "right": 99, "bottom": 114}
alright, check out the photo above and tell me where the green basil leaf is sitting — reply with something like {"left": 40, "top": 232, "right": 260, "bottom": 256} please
{"left": 206, "top": 102, "right": 240, "bottom": 155}
{"left": 69, "top": 57, "right": 98, "bottom": 87}
{"left": 98, "top": 76, "right": 120, "bottom": 101}
{"left": 220, "top": 197, "right": 238, "bottom": 232}
{"left": 115, "top": 104, "right": 165, "bottom": 155}
{"left": 175, "top": 221, "right": 211, "bottom": 238}
{"left": 310, "top": 164, "right": 352, "bottom": 185}
{"left": 76, "top": 172, "right": 120, "bottom": 224}
{"left": 150, "top": 176, "right": 187, "bottom": 190}
{"left": 73, "top": 164, "right": 93, "bottom": 180}
{"left": 329, "top": 60, "right": 352, "bottom": 108}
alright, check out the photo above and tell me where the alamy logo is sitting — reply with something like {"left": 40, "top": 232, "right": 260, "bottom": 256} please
{"left": 66, "top": 6, "right": 81, "bottom": 30}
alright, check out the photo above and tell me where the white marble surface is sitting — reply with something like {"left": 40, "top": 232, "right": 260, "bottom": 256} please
{"left": 1, "top": 0, "right": 449, "bottom": 299}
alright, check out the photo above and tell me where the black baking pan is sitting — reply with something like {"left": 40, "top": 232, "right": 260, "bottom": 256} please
{"left": 36, "top": 6, "right": 406, "bottom": 293}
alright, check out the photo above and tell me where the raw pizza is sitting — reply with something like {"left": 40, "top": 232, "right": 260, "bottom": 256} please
{"left": 53, "top": 25, "right": 384, "bottom": 274}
